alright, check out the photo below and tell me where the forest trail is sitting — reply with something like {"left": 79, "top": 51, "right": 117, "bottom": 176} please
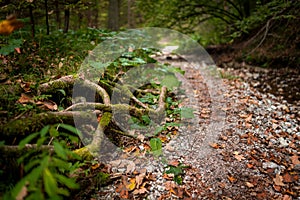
{"left": 89, "top": 52, "right": 299, "bottom": 199}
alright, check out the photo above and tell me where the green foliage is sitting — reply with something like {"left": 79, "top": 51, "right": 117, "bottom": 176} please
{"left": 149, "top": 138, "right": 162, "bottom": 156}
{"left": 5, "top": 124, "right": 82, "bottom": 200}
{"left": 0, "top": 38, "right": 23, "bottom": 55}
{"left": 231, "top": 0, "right": 294, "bottom": 40}
{"left": 165, "top": 163, "right": 189, "bottom": 185}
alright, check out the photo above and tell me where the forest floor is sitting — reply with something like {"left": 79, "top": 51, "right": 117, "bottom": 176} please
{"left": 77, "top": 52, "right": 300, "bottom": 199}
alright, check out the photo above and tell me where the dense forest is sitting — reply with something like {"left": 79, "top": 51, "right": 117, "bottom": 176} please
{"left": 0, "top": 0, "right": 299, "bottom": 199}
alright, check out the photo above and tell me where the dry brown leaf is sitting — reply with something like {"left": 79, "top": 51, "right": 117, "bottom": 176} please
{"left": 168, "top": 160, "right": 180, "bottom": 167}
{"left": 16, "top": 184, "right": 28, "bottom": 200}
{"left": 126, "top": 162, "right": 136, "bottom": 174}
{"left": 228, "top": 176, "right": 236, "bottom": 183}
{"left": 234, "top": 154, "right": 245, "bottom": 161}
{"left": 164, "top": 181, "right": 176, "bottom": 190}
{"left": 282, "top": 173, "right": 295, "bottom": 183}
{"left": 133, "top": 187, "right": 147, "bottom": 195}
{"left": 36, "top": 100, "right": 58, "bottom": 110}
{"left": 135, "top": 173, "right": 145, "bottom": 188}
{"left": 245, "top": 182, "right": 254, "bottom": 188}
{"left": 283, "top": 195, "right": 292, "bottom": 200}
{"left": 209, "top": 143, "right": 220, "bottom": 149}
{"left": 18, "top": 93, "right": 34, "bottom": 104}
{"left": 245, "top": 114, "right": 252, "bottom": 122}
{"left": 126, "top": 178, "right": 136, "bottom": 191}
{"left": 291, "top": 155, "right": 300, "bottom": 165}
{"left": 273, "top": 174, "right": 285, "bottom": 186}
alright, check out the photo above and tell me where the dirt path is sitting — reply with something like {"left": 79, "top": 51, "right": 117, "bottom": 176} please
{"left": 90, "top": 54, "right": 299, "bottom": 199}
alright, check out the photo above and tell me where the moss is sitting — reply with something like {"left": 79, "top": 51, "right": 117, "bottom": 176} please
{"left": 94, "top": 172, "right": 110, "bottom": 187}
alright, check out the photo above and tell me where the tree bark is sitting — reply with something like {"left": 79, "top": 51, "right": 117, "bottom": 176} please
{"left": 108, "top": 0, "right": 120, "bottom": 31}
{"left": 44, "top": 0, "right": 50, "bottom": 35}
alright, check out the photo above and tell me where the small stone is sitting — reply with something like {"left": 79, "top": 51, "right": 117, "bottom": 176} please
{"left": 278, "top": 137, "right": 289, "bottom": 147}
{"left": 262, "top": 162, "right": 278, "bottom": 169}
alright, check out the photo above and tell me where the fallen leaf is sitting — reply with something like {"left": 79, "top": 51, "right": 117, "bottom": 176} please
{"left": 126, "top": 178, "right": 136, "bottom": 191}
{"left": 245, "top": 182, "right": 254, "bottom": 188}
{"left": 209, "top": 143, "right": 220, "bottom": 149}
{"left": 282, "top": 173, "right": 293, "bottom": 183}
{"left": 283, "top": 195, "right": 292, "bottom": 200}
{"left": 228, "top": 176, "right": 236, "bottom": 183}
{"left": 18, "top": 93, "right": 34, "bottom": 104}
{"left": 273, "top": 174, "right": 285, "bottom": 186}
{"left": 168, "top": 160, "right": 180, "bottom": 167}
{"left": 16, "top": 184, "right": 28, "bottom": 200}
{"left": 234, "top": 154, "right": 245, "bottom": 161}
{"left": 133, "top": 187, "right": 147, "bottom": 195}
{"left": 135, "top": 173, "right": 145, "bottom": 188}
{"left": 290, "top": 155, "right": 300, "bottom": 165}
{"left": 126, "top": 161, "right": 136, "bottom": 174}
{"left": 245, "top": 114, "right": 252, "bottom": 122}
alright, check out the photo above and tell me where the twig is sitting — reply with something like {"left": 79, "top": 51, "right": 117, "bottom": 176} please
{"left": 246, "top": 19, "right": 271, "bottom": 56}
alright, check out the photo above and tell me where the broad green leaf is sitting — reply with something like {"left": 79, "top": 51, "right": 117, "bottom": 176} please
{"left": 56, "top": 188, "right": 70, "bottom": 196}
{"left": 54, "top": 174, "right": 79, "bottom": 189}
{"left": 19, "top": 132, "right": 39, "bottom": 149}
{"left": 26, "top": 190, "right": 44, "bottom": 200}
{"left": 49, "top": 125, "right": 59, "bottom": 137}
{"left": 57, "top": 89, "right": 66, "bottom": 96}
{"left": 160, "top": 74, "right": 181, "bottom": 89}
{"left": 53, "top": 142, "right": 67, "bottom": 160}
{"left": 24, "top": 158, "right": 41, "bottom": 172}
{"left": 58, "top": 124, "right": 82, "bottom": 137}
{"left": 180, "top": 107, "right": 194, "bottom": 119}
{"left": 43, "top": 168, "right": 58, "bottom": 197}
{"left": 174, "top": 175, "right": 183, "bottom": 185}
{"left": 142, "top": 115, "right": 151, "bottom": 124}
{"left": 150, "top": 138, "right": 162, "bottom": 156}
{"left": 166, "top": 166, "right": 183, "bottom": 176}
{"left": 40, "top": 125, "right": 50, "bottom": 137}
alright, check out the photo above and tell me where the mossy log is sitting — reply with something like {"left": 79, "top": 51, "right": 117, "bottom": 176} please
{"left": 0, "top": 111, "right": 99, "bottom": 141}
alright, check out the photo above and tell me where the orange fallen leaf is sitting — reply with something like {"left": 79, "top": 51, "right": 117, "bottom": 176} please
{"left": 126, "top": 178, "right": 136, "bottom": 191}
{"left": 18, "top": 93, "right": 34, "bottom": 104}
{"left": 245, "top": 182, "right": 254, "bottom": 188}
{"left": 245, "top": 114, "right": 252, "bottom": 122}
{"left": 168, "top": 160, "right": 180, "bottom": 167}
{"left": 234, "top": 154, "right": 245, "bottom": 161}
{"left": 283, "top": 195, "right": 292, "bottom": 200}
{"left": 133, "top": 187, "right": 147, "bottom": 195}
{"left": 291, "top": 155, "right": 300, "bottom": 165}
{"left": 209, "top": 143, "right": 220, "bottom": 149}
{"left": 228, "top": 176, "right": 236, "bottom": 183}
{"left": 283, "top": 173, "right": 294, "bottom": 183}
{"left": 273, "top": 174, "right": 285, "bottom": 186}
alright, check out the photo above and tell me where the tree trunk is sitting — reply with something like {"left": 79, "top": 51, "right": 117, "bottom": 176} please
{"left": 55, "top": 0, "right": 61, "bottom": 29}
{"left": 63, "top": 1, "right": 70, "bottom": 33}
{"left": 29, "top": 4, "right": 35, "bottom": 38}
{"left": 108, "top": 0, "right": 120, "bottom": 31}
{"left": 44, "top": 0, "right": 50, "bottom": 35}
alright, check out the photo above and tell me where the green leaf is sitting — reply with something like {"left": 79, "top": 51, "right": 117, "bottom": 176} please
{"left": 57, "top": 89, "right": 66, "bottom": 96}
{"left": 49, "top": 125, "right": 59, "bottom": 137}
{"left": 53, "top": 142, "right": 67, "bottom": 160}
{"left": 54, "top": 174, "right": 79, "bottom": 189}
{"left": 150, "top": 138, "right": 162, "bottom": 156}
{"left": 142, "top": 115, "right": 151, "bottom": 124}
{"left": 166, "top": 166, "right": 183, "bottom": 176}
{"left": 180, "top": 107, "right": 194, "bottom": 119}
{"left": 40, "top": 125, "right": 50, "bottom": 137}
{"left": 58, "top": 124, "right": 82, "bottom": 137}
{"left": 19, "top": 132, "right": 39, "bottom": 149}
{"left": 43, "top": 168, "right": 58, "bottom": 197}
{"left": 160, "top": 74, "right": 181, "bottom": 89}
{"left": 174, "top": 175, "right": 183, "bottom": 185}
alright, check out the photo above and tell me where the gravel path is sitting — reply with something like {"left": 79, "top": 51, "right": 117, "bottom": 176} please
{"left": 89, "top": 55, "right": 299, "bottom": 200}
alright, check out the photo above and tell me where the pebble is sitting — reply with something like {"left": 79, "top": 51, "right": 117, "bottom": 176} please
{"left": 262, "top": 162, "right": 279, "bottom": 169}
